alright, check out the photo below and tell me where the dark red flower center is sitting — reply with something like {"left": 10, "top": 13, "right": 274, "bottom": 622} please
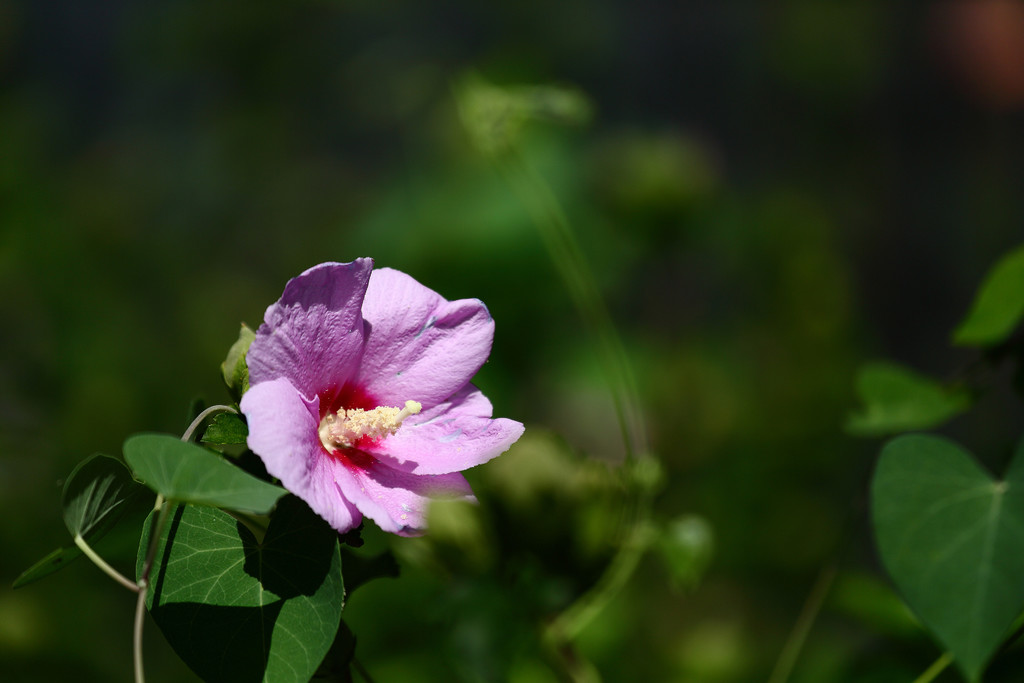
{"left": 317, "top": 382, "right": 380, "bottom": 469}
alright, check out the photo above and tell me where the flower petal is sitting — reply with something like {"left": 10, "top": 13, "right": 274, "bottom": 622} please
{"left": 364, "top": 384, "right": 525, "bottom": 475}
{"left": 248, "top": 260, "right": 373, "bottom": 397}
{"left": 335, "top": 461, "right": 474, "bottom": 536}
{"left": 356, "top": 267, "right": 494, "bottom": 408}
{"left": 241, "top": 377, "right": 362, "bottom": 533}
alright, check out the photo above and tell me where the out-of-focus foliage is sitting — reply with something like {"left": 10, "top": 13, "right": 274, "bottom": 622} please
{"left": 846, "top": 361, "right": 971, "bottom": 436}
{"left": 4, "top": 1, "right": 1024, "bottom": 682}
{"left": 954, "top": 243, "right": 1024, "bottom": 347}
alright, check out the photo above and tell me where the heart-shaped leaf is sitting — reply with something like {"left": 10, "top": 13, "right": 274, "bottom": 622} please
{"left": 872, "top": 434, "right": 1024, "bottom": 681}
{"left": 125, "top": 433, "right": 285, "bottom": 514}
{"left": 139, "top": 496, "right": 344, "bottom": 683}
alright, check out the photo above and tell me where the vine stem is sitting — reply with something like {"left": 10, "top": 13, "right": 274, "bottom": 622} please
{"left": 490, "top": 144, "right": 653, "bottom": 678}
{"left": 132, "top": 403, "right": 238, "bottom": 683}
{"left": 911, "top": 652, "right": 953, "bottom": 683}
{"left": 74, "top": 534, "right": 139, "bottom": 593}
{"left": 182, "top": 404, "right": 238, "bottom": 442}
{"left": 134, "top": 494, "right": 168, "bottom": 683}
{"left": 497, "top": 150, "right": 646, "bottom": 462}
{"left": 546, "top": 523, "right": 651, "bottom": 645}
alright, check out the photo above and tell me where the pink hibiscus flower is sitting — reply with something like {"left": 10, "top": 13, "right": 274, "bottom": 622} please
{"left": 240, "top": 259, "right": 524, "bottom": 536}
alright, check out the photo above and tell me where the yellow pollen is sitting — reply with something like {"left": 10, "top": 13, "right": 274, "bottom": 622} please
{"left": 319, "top": 400, "right": 421, "bottom": 451}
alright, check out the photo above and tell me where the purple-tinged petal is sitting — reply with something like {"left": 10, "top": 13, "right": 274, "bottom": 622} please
{"left": 248, "top": 260, "right": 373, "bottom": 397}
{"left": 334, "top": 460, "right": 474, "bottom": 536}
{"left": 364, "top": 384, "right": 525, "bottom": 475}
{"left": 356, "top": 268, "right": 494, "bottom": 408}
{"left": 420, "top": 382, "right": 497, "bottom": 419}
{"left": 241, "top": 377, "right": 362, "bottom": 532}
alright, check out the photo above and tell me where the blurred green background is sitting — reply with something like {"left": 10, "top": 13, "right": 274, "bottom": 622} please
{"left": 4, "top": 1, "right": 1024, "bottom": 681}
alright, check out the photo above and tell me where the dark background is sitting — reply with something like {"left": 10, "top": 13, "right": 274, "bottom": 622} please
{"left": 3, "top": 1, "right": 1024, "bottom": 681}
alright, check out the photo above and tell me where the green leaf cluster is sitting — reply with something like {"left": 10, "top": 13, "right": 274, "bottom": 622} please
{"left": 15, "top": 328, "right": 410, "bottom": 682}
{"left": 863, "top": 245, "right": 1024, "bottom": 681}
{"left": 15, "top": 414, "right": 400, "bottom": 682}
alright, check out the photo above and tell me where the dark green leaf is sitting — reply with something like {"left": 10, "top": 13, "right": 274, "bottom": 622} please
{"left": 338, "top": 547, "right": 399, "bottom": 596}
{"left": 62, "top": 454, "right": 145, "bottom": 538}
{"left": 139, "top": 497, "right": 344, "bottom": 683}
{"left": 954, "top": 244, "right": 1024, "bottom": 347}
{"left": 871, "top": 434, "right": 1024, "bottom": 681}
{"left": 312, "top": 620, "right": 357, "bottom": 682}
{"left": 221, "top": 323, "right": 256, "bottom": 400}
{"left": 845, "top": 361, "right": 970, "bottom": 436}
{"left": 13, "top": 546, "right": 84, "bottom": 588}
{"left": 124, "top": 434, "right": 285, "bottom": 514}
{"left": 15, "top": 455, "right": 146, "bottom": 588}
{"left": 200, "top": 412, "right": 249, "bottom": 446}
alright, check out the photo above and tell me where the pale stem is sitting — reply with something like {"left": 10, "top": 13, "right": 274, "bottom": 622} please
{"left": 182, "top": 404, "right": 238, "bottom": 442}
{"left": 134, "top": 494, "right": 169, "bottom": 683}
{"left": 131, "top": 399, "right": 239, "bottom": 682}
{"left": 911, "top": 652, "right": 954, "bottom": 683}
{"left": 133, "top": 580, "right": 148, "bottom": 683}
{"left": 73, "top": 534, "right": 139, "bottom": 593}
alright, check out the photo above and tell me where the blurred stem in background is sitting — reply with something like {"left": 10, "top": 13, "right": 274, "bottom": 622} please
{"left": 911, "top": 653, "right": 952, "bottom": 683}
{"left": 766, "top": 565, "right": 837, "bottom": 683}
{"left": 456, "top": 74, "right": 659, "bottom": 681}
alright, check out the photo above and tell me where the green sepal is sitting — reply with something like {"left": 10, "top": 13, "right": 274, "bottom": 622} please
{"left": 221, "top": 323, "right": 256, "bottom": 400}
